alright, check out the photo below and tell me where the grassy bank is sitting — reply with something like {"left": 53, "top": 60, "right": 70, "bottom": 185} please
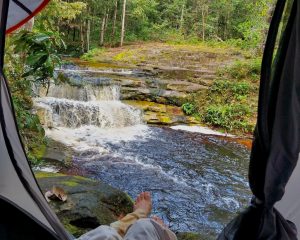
{"left": 186, "top": 57, "right": 261, "bottom": 135}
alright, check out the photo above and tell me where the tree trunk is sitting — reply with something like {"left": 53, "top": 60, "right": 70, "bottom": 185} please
{"left": 100, "top": 12, "right": 106, "bottom": 46}
{"left": 23, "top": 17, "right": 34, "bottom": 31}
{"left": 112, "top": 0, "right": 118, "bottom": 43}
{"left": 201, "top": 8, "right": 206, "bottom": 41}
{"left": 80, "top": 21, "right": 85, "bottom": 53}
{"left": 180, "top": 2, "right": 185, "bottom": 33}
{"left": 104, "top": 13, "right": 109, "bottom": 42}
{"left": 73, "top": 27, "right": 76, "bottom": 41}
{"left": 120, "top": 0, "right": 127, "bottom": 47}
{"left": 87, "top": 19, "right": 91, "bottom": 52}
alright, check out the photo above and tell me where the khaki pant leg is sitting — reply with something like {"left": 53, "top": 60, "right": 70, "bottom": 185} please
{"left": 124, "top": 219, "right": 177, "bottom": 240}
{"left": 77, "top": 225, "right": 123, "bottom": 240}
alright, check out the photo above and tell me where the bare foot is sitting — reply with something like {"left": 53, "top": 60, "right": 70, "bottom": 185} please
{"left": 134, "top": 192, "right": 152, "bottom": 216}
{"left": 151, "top": 216, "right": 167, "bottom": 228}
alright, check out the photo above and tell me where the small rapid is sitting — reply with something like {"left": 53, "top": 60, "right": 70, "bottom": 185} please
{"left": 34, "top": 84, "right": 143, "bottom": 129}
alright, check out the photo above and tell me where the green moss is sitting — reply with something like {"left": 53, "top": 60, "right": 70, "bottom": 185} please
{"left": 31, "top": 142, "right": 47, "bottom": 159}
{"left": 158, "top": 115, "right": 172, "bottom": 124}
{"left": 61, "top": 181, "right": 79, "bottom": 187}
{"left": 113, "top": 50, "right": 134, "bottom": 62}
{"left": 74, "top": 175, "right": 94, "bottom": 182}
{"left": 177, "top": 232, "right": 204, "bottom": 240}
{"left": 61, "top": 220, "right": 87, "bottom": 238}
{"left": 35, "top": 171, "right": 65, "bottom": 178}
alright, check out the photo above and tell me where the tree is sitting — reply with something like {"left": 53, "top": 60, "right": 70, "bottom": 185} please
{"left": 120, "top": 0, "right": 127, "bottom": 46}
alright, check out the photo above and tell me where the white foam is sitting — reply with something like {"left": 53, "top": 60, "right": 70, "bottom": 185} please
{"left": 45, "top": 124, "right": 150, "bottom": 154}
{"left": 34, "top": 97, "right": 143, "bottom": 129}
{"left": 170, "top": 125, "right": 235, "bottom": 137}
{"left": 58, "top": 68, "right": 134, "bottom": 76}
{"left": 33, "top": 166, "right": 60, "bottom": 173}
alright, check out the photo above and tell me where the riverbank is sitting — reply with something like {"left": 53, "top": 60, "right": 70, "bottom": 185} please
{"left": 35, "top": 171, "right": 220, "bottom": 240}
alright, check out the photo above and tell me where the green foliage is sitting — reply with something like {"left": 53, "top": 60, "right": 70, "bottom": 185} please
{"left": 35, "top": 0, "right": 86, "bottom": 32}
{"left": 13, "top": 30, "right": 65, "bottom": 87}
{"left": 204, "top": 104, "right": 253, "bottom": 132}
{"left": 219, "top": 58, "right": 261, "bottom": 81}
{"left": 81, "top": 48, "right": 106, "bottom": 61}
{"left": 182, "top": 103, "right": 196, "bottom": 115}
{"left": 37, "top": 0, "right": 275, "bottom": 53}
{"left": 4, "top": 31, "right": 64, "bottom": 165}
{"left": 211, "top": 80, "right": 251, "bottom": 100}
{"left": 190, "top": 57, "right": 261, "bottom": 134}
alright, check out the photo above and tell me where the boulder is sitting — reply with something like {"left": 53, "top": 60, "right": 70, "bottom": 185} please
{"left": 43, "top": 139, "right": 74, "bottom": 166}
{"left": 35, "top": 172, "right": 134, "bottom": 238}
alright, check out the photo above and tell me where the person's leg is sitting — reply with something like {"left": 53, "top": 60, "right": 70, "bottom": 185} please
{"left": 110, "top": 192, "right": 152, "bottom": 236}
{"left": 77, "top": 225, "right": 123, "bottom": 240}
{"left": 124, "top": 218, "right": 177, "bottom": 240}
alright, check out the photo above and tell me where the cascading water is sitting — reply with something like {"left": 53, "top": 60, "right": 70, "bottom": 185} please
{"left": 35, "top": 66, "right": 251, "bottom": 239}
{"left": 35, "top": 84, "right": 143, "bottom": 129}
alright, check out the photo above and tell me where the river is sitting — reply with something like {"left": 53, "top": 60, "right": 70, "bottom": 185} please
{"left": 34, "top": 63, "right": 251, "bottom": 239}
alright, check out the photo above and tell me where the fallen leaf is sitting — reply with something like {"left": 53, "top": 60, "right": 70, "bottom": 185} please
{"left": 45, "top": 190, "right": 54, "bottom": 202}
{"left": 52, "top": 186, "right": 68, "bottom": 202}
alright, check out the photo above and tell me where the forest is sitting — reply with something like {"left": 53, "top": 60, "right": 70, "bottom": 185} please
{"left": 35, "top": 0, "right": 275, "bottom": 52}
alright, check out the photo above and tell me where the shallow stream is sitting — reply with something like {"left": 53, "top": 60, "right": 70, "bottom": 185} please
{"left": 35, "top": 64, "right": 251, "bottom": 238}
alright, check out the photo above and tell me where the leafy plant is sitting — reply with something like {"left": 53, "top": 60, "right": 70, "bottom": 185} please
{"left": 182, "top": 103, "right": 196, "bottom": 115}
{"left": 13, "top": 30, "right": 66, "bottom": 88}
{"left": 203, "top": 104, "right": 253, "bottom": 132}
{"left": 4, "top": 31, "right": 64, "bottom": 165}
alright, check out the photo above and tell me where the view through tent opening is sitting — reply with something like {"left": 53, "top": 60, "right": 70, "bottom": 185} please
{"left": 1, "top": 0, "right": 300, "bottom": 239}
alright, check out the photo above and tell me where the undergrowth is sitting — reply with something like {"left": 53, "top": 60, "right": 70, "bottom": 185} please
{"left": 185, "top": 57, "right": 261, "bottom": 135}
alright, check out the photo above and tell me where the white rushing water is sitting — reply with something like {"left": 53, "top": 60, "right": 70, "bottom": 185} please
{"left": 170, "top": 125, "right": 236, "bottom": 137}
{"left": 44, "top": 84, "right": 121, "bottom": 101}
{"left": 34, "top": 82, "right": 148, "bottom": 153}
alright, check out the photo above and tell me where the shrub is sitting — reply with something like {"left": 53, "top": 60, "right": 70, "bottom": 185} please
{"left": 203, "top": 104, "right": 252, "bottom": 132}
{"left": 182, "top": 103, "right": 196, "bottom": 115}
{"left": 210, "top": 80, "right": 250, "bottom": 98}
{"left": 220, "top": 58, "right": 261, "bottom": 81}
{"left": 81, "top": 48, "right": 106, "bottom": 61}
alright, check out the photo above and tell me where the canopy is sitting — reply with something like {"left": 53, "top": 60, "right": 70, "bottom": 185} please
{"left": 218, "top": 0, "right": 300, "bottom": 239}
{"left": 0, "top": 0, "right": 72, "bottom": 239}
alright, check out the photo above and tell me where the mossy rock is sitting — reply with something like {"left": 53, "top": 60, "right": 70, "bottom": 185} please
{"left": 177, "top": 232, "right": 206, "bottom": 240}
{"left": 35, "top": 172, "right": 134, "bottom": 238}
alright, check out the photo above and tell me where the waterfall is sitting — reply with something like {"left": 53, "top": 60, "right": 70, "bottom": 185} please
{"left": 34, "top": 83, "right": 143, "bottom": 129}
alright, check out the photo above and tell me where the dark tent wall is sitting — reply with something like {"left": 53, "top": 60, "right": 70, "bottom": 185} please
{"left": 219, "top": 0, "right": 300, "bottom": 239}
{"left": 0, "top": 0, "right": 72, "bottom": 239}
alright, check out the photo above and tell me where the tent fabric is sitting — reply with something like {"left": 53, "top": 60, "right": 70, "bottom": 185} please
{"left": 6, "top": 0, "right": 49, "bottom": 33}
{"left": 218, "top": 0, "right": 300, "bottom": 239}
{"left": 0, "top": 0, "right": 72, "bottom": 239}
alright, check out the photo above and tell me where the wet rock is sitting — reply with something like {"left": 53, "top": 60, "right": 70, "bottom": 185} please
{"left": 124, "top": 100, "right": 199, "bottom": 125}
{"left": 121, "top": 87, "right": 188, "bottom": 106}
{"left": 34, "top": 105, "right": 54, "bottom": 128}
{"left": 43, "top": 139, "right": 74, "bottom": 166}
{"left": 35, "top": 172, "right": 134, "bottom": 238}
